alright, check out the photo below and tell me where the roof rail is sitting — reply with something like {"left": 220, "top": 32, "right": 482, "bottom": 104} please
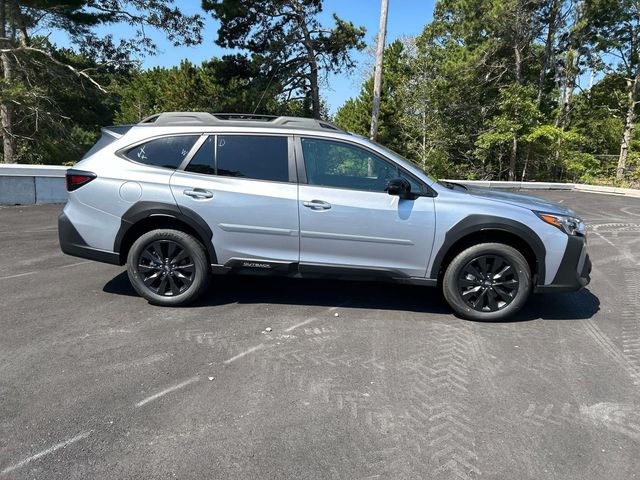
{"left": 137, "top": 112, "right": 347, "bottom": 133}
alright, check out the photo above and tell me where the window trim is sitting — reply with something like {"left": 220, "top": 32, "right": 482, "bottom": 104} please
{"left": 116, "top": 133, "right": 205, "bottom": 172}
{"left": 177, "top": 132, "right": 297, "bottom": 184}
{"left": 178, "top": 134, "right": 209, "bottom": 171}
{"left": 294, "top": 135, "right": 436, "bottom": 197}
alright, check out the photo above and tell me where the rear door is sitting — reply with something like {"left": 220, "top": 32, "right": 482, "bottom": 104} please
{"left": 170, "top": 133, "right": 299, "bottom": 265}
{"left": 296, "top": 136, "right": 436, "bottom": 278}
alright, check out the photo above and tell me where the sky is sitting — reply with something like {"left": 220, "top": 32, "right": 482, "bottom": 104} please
{"left": 57, "top": 0, "right": 437, "bottom": 114}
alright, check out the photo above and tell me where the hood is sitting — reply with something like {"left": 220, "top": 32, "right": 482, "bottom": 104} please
{"left": 464, "top": 186, "right": 577, "bottom": 217}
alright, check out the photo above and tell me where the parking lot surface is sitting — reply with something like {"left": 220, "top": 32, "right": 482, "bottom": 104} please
{"left": 1, "top": 190, "right": 640, "bottom": 479}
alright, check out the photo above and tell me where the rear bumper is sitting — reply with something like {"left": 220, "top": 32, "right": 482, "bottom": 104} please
{"left": 58, "top": 212, "right": 121, "bottom": 265}
{"left": 535, "top": 235, "right": 591, "bottom": 293}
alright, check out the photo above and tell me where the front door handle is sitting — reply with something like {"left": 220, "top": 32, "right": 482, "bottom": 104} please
{"left": 184, "top": 188, "right": 213, "bottom": 199}
{"left": 303, "top": 200, "right": 331, "bottom": 210}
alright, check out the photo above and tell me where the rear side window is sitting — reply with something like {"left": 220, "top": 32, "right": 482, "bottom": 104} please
{"left": 216, "top": 135, "right": 288, "bottom": 182}
{"left": 185, "top": 136, "right": 215, "bottom": 175}
{"left": 125, "top": 135, "right": 199, "bottom": 169}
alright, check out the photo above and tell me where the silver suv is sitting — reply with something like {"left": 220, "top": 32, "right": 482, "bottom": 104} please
{"left": 58, "top": 112, "right": 591, "bottom": 320}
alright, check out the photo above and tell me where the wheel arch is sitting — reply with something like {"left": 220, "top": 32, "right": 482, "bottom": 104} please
{"left": 429, "top": 215, "right": 546, "bottom": 285}
{"left": 114, "top": 202, "right": 217, "bottom": 266}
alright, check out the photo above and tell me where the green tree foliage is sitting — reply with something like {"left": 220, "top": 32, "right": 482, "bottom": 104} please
{"left": 115, "top": 56, "right": 310, "bottom": 125}
{"left": 331, "top": 0, "right": 639, "bottom": 186}
{"left": 334, "top": 40, "right": 407, "bottom": 153}
{"left": 3, "top": 0, "right": 640, "bottom": 187}
{"left": 202, "top": 0, "right": 366, "bottom": 119}
{"left": 0, "top": 0, "right": 204, "bottom": 163}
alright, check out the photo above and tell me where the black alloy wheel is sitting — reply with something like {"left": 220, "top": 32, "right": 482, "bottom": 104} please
{"left": 442, "top": 242, "right": 531, "bottom": 321}
{"left": 458, "top": 254, "right": 519, "bottom": 312}
{"left": 127, "top": 229, "right": 210, "bottom": 306}
{"left": 138, "top": 240, "right": 195, "bottom": 296}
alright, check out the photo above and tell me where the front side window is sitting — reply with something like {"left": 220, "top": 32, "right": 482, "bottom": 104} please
{"left": 125, "top": 135, "right": 199, "bottom": 169}
{"left": 301, "top": 138, "right": 423, "bottom": 193}
{"left": 216, "top": 135, "right": 289, "bottom": 182}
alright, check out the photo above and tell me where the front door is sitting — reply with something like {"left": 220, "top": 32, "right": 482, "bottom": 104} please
{"left": 297, "top": 137, "right": 436, "bottom": 278}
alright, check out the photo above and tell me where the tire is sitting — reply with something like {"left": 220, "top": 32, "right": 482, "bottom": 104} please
{"left": 127, "top": 229, "right": 210, "bottom": 306}
{"left": 442, "top": 242, "right": 531, "bottom": 321}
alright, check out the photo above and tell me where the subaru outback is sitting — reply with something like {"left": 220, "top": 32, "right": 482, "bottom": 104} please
{"left": 58, "top": 112, "right": 591, "bottom": 321}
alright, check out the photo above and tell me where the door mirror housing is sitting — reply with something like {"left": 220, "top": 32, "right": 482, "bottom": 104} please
{"left": 385, "top": 177, "right": 413, "bottom": 199}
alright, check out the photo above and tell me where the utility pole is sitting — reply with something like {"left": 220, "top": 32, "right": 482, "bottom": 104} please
{"left": 369, "top": 0, "right": 389, "bottom": 142}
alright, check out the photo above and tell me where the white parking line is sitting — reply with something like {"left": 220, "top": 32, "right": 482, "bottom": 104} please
{"left": 0, "top": 261, "right": 93, "bottom": 281}
{"left": 135, "top": 376, "right": 200, "bottom": 407}
{"left": 58, "top": 261, "right": 92, "bottom": 269}
{"left": 284, "top": 303, "right": 346, "bottom": 332}
{"left": 285, "top": 317, "right": 318, "bottom": 332}
{"left": 1, "top": 431, "right": 93, "bottom": 475}
{"left": 0, "top": 271, "right": 37, "bottom": 281}
{"left": 25, "top": 227, "right": 58, "bottom": 233}
{"left": 223, "top": 344, "right": 265, "bottom": 364}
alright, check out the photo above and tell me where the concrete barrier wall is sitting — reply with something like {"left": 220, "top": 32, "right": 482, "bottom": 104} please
{"left": 1, "top": 165, "right": 639, "bottom": 205}
{"left": 0, "top": 165, "right": 67, "bottom": 205}
{"left": 441, "top": 179, "right": 640, "bottom": 198}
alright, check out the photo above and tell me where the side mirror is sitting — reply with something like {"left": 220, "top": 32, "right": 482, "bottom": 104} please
{"left": 385, "top": 177, "right": 412, "bottom": 198}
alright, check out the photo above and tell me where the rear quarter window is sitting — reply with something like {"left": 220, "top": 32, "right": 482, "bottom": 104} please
{"left": 125, "top": 135, "right": 199, "bottom": 169}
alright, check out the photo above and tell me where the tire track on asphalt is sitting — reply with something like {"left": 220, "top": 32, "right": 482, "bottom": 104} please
{"left": 543, "top": 215, "right": 640, "bottom": 443}
{"left": 583, "top": 319, "right": 640, "bottom": 383}
{"left": 391, "top": 323, "right": 480, "bottom": 480}
{"left": 517, "top": 402, "right": 640, "bottom": 442}
{"left": 583, "top": 223, "right": 640, "bottom": 385}
{"left": 258, "top": 321, "right": 482, "bottom": 479}
{"left": 622, "top": 270, "right": 640, "bottom": 386}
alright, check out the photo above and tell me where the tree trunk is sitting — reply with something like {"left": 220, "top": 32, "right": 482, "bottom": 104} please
{"left": 369, "top": 0, "right": 389, "bottom": 142}
{"left": 551, "top": 50, "right": 580, "bottom": 179}
{"left": 295, "top": 12, "right": 321, "bottom": 120}
{"left": 0, "top": 0, "right": 16, "bottom": 164}
{"left": 555, "top": 50, "right": 579, "bottom": 130}
{"left": 509, "top": 134, "right": 517, "bottom": 181}
{"left": 0, "top": 54, "right": 16, "bottom": 164}
{"left": 514, "top": 44, "right": 522, "bottom": 85}
{"left": 536, "top": 0, "right": 559, "bottom": 108}
{"left": 308, "top": 58, "right": 321, "bottom": 119}
{"left": 617, "top": 74, "right": 640, "bottom": 181}
{"left": 422, "top": 108, "right": 426, "bottom": 169}
{"left": 509, "top": 43, "right": 523, "bottom": 181}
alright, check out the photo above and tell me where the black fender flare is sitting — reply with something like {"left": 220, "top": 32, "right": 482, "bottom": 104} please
{"left": 114, "top": 201, "right": 217, "bottom": 264}
{"left": 428, "top": 214, "right": 546, "bottom": 283}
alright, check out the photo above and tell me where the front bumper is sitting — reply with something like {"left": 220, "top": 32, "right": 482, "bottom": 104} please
{"left": 59, "top": 212, "right": 121, "bottom": 265}
{"left": 535, "top": 234, "right": 591, "bottom": 293}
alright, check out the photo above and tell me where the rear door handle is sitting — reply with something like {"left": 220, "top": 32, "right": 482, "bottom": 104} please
{"left": 184, "top": 188, "right": 213, "bottom": 199}
{"left": 303, "top": 200, "right": 331, "bottom": 210}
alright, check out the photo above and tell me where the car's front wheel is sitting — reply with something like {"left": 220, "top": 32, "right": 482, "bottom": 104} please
{"left": 127, "top": 229, "right": 210, "bottom": 306}
{"left": 442, "top": 242, "right": 531, "bottom": 321}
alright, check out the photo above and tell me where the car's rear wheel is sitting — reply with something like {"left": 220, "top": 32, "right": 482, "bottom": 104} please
{"left": 442, "top": 242, "right": 531, "bottom": 321}
{"left": 127, "top": 229, "right": 210, "bottom": 306}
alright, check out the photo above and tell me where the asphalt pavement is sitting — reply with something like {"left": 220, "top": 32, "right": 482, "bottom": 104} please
{"left": 1, "top": 190, "right": 640, "bottom": 479}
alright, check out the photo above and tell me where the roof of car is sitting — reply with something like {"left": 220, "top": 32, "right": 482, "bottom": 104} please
{"left": 138, "top": 112, "right": 348, "bottom": 134}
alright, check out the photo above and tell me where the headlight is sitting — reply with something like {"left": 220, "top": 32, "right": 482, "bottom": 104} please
{"left": 535, "top": 211, "right": 585, "bottom": 236}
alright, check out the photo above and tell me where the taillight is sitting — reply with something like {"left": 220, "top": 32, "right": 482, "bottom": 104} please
{"left": 66, "top": 169, "right": 96, "bottom": 192}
